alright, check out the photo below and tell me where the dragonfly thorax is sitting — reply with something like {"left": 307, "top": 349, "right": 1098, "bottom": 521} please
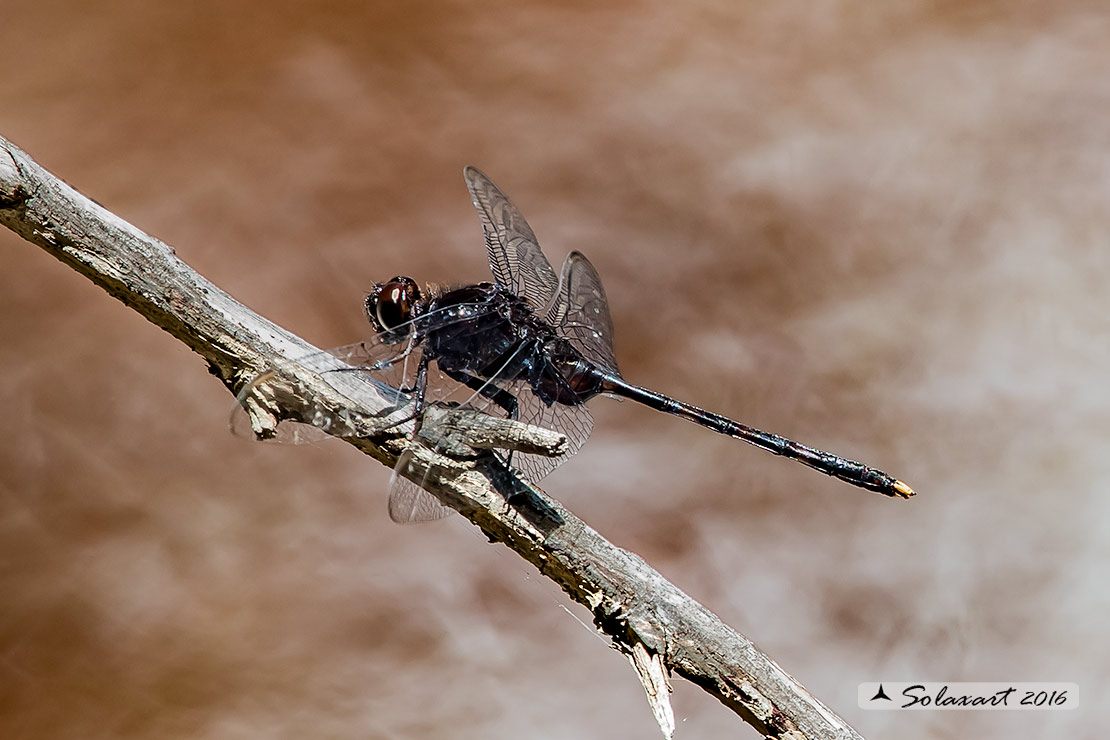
{"left": 422, "top": 284, "right": 548, "bottom": 378}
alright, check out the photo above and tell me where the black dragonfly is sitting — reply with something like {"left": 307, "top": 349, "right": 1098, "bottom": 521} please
{"left": 240, "top": 167, "right": 914, "bottom": 522}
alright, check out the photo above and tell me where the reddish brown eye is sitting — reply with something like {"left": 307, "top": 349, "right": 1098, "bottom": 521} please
{"left": 377, "top": 281, "right": 411, "bottom": 329}
{"left": 365, "top": 276, "right": 421, "bottom": 338}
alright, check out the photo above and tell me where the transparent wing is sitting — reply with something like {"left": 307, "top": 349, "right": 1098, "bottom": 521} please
{"left": 384, "top": 344, "right": 529, "bottom": 525}
{"left": 229, "top": 386, "right": 332, "bottom": 444}
{"left": 387, "top": 330, "right": 533, "bottom": 523}
{"left": 548, "top": 251, "right": 621, "bottom": 376}
{"left": 501, "top": 378, "right": 592, "bottom": 484}
{"left": 321, "top": 338, "right": 421, "bottom": 409}
{"left": 387, "top": 337, "right": 592, "bottom": 521}
{"left": 229, "top": 300, "right": 492, "bottom": 444}
{"left": 388, "top": 450, "right": 451, "bottom": 523}
{"left": 229, "top": 338, "right": 418, "bottom": 444}
{"left": 463, "top": 166, "right": 560, "bottom": 313}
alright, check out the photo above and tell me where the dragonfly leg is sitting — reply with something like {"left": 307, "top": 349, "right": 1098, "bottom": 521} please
{"left": 438, "top": 367, "right": 526, "bottom": 473}
{"left": 408, "top": 354, "right": 431, "bottom": 437}
{"left": 365, "top": 352, "right": 431, "bottom": 434}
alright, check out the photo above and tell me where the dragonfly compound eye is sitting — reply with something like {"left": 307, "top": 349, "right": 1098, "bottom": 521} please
{"left": 366, "top": 277, "right": 421, "bottom": 335}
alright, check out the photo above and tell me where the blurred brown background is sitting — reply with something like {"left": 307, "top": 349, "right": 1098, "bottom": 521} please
{"left": 1, "top": 2, "right": 1106, "bottom": 738}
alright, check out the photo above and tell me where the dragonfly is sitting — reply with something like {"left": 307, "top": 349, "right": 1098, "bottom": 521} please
{"left": 237, "top": 167, "right": 914, "bottom": 522}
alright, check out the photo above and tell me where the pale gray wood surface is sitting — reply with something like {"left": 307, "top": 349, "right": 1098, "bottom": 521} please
{"left": 0, "top": 135, "right": 864, "bottom": 740}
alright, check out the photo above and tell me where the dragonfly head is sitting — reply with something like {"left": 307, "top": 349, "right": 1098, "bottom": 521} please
{"left": 366, "top": 276, "right": 422, "bottom": 343}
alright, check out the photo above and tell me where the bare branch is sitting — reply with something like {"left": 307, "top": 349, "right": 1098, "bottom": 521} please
{"left": 0, "top": 134, "right": 865, "bottom": 740}
{"left": 630, "top": 638, "right": 676, "bottom": 738}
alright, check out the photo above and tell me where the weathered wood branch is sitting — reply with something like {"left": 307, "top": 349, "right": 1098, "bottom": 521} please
{"left": 0, "top": 135, "right": 865, "bottom": 740}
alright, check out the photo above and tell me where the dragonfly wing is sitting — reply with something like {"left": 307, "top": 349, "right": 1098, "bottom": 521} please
{"left": 385, "top": 318, "right": 532, "bottom": 522}
{"left": 500, "top": 377, "right": 593, "bottom": 484}
{"left": 549, "top": 251, "right": 621, "bottom": 376}
{"left": 229, "top": 395, "right": 332, "bottom": 444}
{"left": 230, "top": 334, "right": 421, "bottom": 443}
{"left": 322, "top": 338, "right": 421, "bottom": 411}
{"left": 231, "top": 297, "right": 502, "bottom": 443}
{"left": 463, "top": 166, "right": 560, "bottom": 313}
{"left": 388, "top": 450, "right": 452, "bottom": 523}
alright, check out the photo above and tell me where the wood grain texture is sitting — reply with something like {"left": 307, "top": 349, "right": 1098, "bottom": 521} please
{"left": 1, "top": 134, "right": 863, "bottom": 740}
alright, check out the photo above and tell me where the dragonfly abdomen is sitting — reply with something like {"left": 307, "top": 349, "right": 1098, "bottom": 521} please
{"left": 602, "top": 377, "right": 912, "bottom": 498}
